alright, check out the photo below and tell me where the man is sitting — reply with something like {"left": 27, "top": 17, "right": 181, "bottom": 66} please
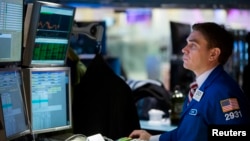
{"left": 128, "top": 22, "right": 250, "bottom": 141}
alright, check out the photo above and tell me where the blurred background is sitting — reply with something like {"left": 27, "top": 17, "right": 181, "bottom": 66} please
{"left": 25, "top": 0, "right": 250, "bottom": 92}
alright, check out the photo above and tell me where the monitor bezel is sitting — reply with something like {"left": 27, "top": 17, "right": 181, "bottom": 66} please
{"left": 22, "top": 67, "right": 72, "bottom": 135}
{"left": 22, "top": 1, "right": 75, "bottom": 67}
{"left": 0, "top": 67, "right": 31, "bottom": 141}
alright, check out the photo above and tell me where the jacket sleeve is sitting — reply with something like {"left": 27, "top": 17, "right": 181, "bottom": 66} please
{"left": 159, "top": 128, "right": 178, "bottom": 141}
{"left": 159, "top": 115, "right": 208, "bottom": 141}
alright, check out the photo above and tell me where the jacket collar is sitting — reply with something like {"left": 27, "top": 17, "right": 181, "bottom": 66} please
{"left": 181, "top": 65, "right": 224, "bottom": 116}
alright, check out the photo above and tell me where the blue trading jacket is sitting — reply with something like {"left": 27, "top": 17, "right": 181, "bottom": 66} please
{"left": 160, "top": 65, "right": 250, "bottom": 141}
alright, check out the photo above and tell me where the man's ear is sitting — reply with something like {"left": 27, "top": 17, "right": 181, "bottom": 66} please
{"left": 209, "top": 47, "right": 220, "bottom": 61}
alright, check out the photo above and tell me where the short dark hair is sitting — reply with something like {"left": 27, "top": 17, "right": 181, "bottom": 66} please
{"left": 192, "top": 22, "right": 234, "bottom": 65}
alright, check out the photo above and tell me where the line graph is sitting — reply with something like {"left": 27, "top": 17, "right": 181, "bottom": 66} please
{"left": 36, "top": 13, "right": 72, "bottom": 38}
{"left": 38, "top": 21, "right": 60, "bottom": 30}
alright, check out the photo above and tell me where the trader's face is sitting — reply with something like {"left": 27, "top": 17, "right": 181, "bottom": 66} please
{"left": 182, "top": 30, "right": 212, "bottom": 76}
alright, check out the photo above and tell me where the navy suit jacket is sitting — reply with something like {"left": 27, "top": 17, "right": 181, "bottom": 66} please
{"left": 160, "top": 65, "right": 250, "bottom": 141}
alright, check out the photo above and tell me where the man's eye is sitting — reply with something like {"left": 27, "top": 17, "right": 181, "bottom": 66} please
{"left": 191, "top": 43, "right": 197, "bottom": 48}
{"left": 189, "top": 44, "right": 194, "bottom": 48}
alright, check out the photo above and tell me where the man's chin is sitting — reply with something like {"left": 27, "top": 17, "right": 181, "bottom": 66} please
{"left": 182, "top": 64, "right": 187, "bottom": 69}
{"left": 183, "top": 64, "right": 190, "bottom": 70}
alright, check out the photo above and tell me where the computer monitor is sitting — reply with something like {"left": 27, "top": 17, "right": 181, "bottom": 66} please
{"left": 22, "top": 1, "right": 75, "bottom": 67}
{"left": 0, "top": 0, "right": 23, "bottom": 67}
{"left": 22, "top": 67, "right": 72, "bottom": 135}
{"left": 0, "top": 68, "right": 30, "bottom": 141}
{"left": 170, "top": 21, "right": 191, "bottom": 56}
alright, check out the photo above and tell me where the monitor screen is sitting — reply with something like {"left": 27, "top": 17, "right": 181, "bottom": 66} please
{"left": 22, "top": 1, "right": 75, "bottom": 67}
{"left": 0, "top": 68, "right": 30, "bottom": 141}
{"left": 22, "top": 67, "right": 72, "bottom": 135}
{"left": 170, "top": 21, "right": 191, "bottom": 56}
{"left": 0, "top": 0, "right": 23, "bottom": 66}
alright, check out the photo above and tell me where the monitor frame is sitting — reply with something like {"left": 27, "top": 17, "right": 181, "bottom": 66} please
{"left": 0, "top": 0, "right": 24, "bottom": 67}
{"left": 0, "top": 67, "right": 31, "bottom": 141}
{"left": 22, "top": 1, "right": 75, "bottom": 67}
{"left": 22, "top": 67, "right": 72, "bottom": 135}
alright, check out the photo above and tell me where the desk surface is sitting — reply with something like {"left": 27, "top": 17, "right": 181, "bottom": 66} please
{"left": 140, "top": 120, "right": 177, "bottom": 132}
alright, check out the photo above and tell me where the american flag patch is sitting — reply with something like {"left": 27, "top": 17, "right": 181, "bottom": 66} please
{"left": 220, "top": 98, "right": 240, "bottom": 113}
